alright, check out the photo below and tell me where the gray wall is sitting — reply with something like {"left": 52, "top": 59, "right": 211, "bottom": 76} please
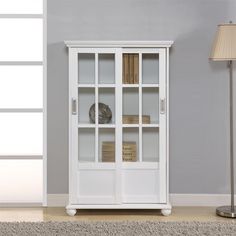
{"left": 47, "top": 0, "right": 236, "bottom": 194}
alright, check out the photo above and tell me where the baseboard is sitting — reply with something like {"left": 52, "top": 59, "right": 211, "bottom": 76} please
{"left": 46, "top": 194, "right": 236, "bottom": 207}
{"left": 47, "top": 194, "right": 68, "bottom": 207}
{"left": 170, "top": 194, "right": 236, "bottom": 207}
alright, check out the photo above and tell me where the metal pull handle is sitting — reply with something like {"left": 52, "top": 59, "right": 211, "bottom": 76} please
{"left": 160, "top": 98, "right": 166, "bottom": 114}
{"left": 72, "top": 98, "right": 77, "bottom": 115}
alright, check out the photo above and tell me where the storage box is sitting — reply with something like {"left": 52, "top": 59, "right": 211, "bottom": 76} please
{"left": 102, "top": 142, "right": 136, "bottom": 162}
{"left": 122, "top": 115, "right": 150, "bottom": 124}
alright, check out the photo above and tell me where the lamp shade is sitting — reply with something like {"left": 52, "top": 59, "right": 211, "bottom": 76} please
{"left": 210, "top": 24, "right": 236, "bottom": 61}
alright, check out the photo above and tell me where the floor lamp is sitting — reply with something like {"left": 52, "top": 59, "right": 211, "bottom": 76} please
{"left": 210, "top": 22, "right": 236, "bottom": 218}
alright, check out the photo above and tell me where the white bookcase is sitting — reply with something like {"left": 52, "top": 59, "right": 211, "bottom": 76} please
{"left": 65, "top": 41, "right": 173, "bottom": 216}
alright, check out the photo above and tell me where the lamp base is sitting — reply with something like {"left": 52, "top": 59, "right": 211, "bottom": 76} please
{"left": 216, "top": 206, "right": 236, "bottom": 218}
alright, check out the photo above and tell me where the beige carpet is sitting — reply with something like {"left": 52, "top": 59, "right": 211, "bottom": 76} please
{"left": 0, "top": 221, "right": 235, "bottom": 236}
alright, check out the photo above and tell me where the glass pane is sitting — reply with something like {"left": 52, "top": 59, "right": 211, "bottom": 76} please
{"left": 99, "top": 128, "right": 115, "bottom": 162}
{"left": 142, "top": 128, "right": 159, "bottom": 162}
{"left": 122, "top": 54, "right": 139, "bottom": 84}
{"left": 123, "top": 88, "right": 139, "bottom": 124}
{"left": 0, "top": 0, "right": 43, "bottom": 14}
{"left": 0, "top": 113, "right": 43, "bottom": 155}
{"left": 78, "top": 88, "right": 95, "bottom": 124}
{"left": 0, "top": 160, "right": 42, "bottom": 203}
{"left": 142, "top": 88, "right": 159, "bottom": 124}
{"left": 98, "top": 88, "right": 115, "bottom": 124}
{"left": 98, "top": 54, "right": 115, "bottom": 84}
{"left": 78, "top": 54, "right": 95, "bottom": 84}
{"left": 142, "top": 54, "right": 159, "bottom": 84}
{"left": 0, "top": 66, "right": 43, "bottom": 108}
{"left": 123, "top": 128, "right": 139, "bottom": 162}
{"left": 78, "top": 128, "right": 95, "bottom": 162}
{"left": 0, "top": 19, "right": 43, "bottom": 61}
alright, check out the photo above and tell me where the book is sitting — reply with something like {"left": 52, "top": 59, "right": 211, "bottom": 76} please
{"left": 122, "top": 115, "right": 151, "bottom": 124}
{"left": 129, "top": 54, "right": 134, "bottom": 84}
{"left": 102, "top": 141, "right": 136, "bottom": 162}
{"left": 123, "top": 54, "right": 129, "bottom": 84}
{"left": 133, "top": 54, "right": 139, "bottom": 84}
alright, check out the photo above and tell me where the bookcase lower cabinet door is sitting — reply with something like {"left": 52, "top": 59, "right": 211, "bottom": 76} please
{"left": 65, "top": 41, "right": 173, "bottom": 217}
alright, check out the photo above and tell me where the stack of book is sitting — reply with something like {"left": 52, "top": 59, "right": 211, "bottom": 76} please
{"left": 123, "top": 54, "right": 139, "bottom": 84}
{"left": 122, "top": 115, "right": 150, "bottom": 124}
{"left": 102, "top": 141, "right": 137, "bottom": 162}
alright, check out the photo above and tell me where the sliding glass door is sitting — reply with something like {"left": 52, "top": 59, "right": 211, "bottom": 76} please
{"left": 0, "top": 0, "right": 45, "bottom": 204}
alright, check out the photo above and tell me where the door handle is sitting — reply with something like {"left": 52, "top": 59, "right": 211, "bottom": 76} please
{"left": 72, "top": 98, "right": 77, "bottom": 115}
{"left": 160, "top": 98, "right": 166, "bottom": 114}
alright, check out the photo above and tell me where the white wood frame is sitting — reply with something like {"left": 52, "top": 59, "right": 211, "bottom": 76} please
{"left": 0, "top": 1, "right": 47, "bottom": 206}
{"left": 66, "top": 41, "right": 173, "bottom": 216}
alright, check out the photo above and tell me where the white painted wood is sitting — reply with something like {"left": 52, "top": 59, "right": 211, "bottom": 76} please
{"left": 95, "top": 53, "right": 99, "bottom": 163}
{"left": 161, "top": 208, "right": 172, "bottom": 216}
{"left": 69, "top": 48, "right": 79, "bottom": 204}
{"left": 122, "top": 169, "right": 160, "bottom": 203}
{"left": 51, "top": 194, "right": 236, "bottom": 207}
{"left": 66, "top": 41, "right": 172, "bottom": 212}
{"left": 122, "top": 124, "right": 140, "bottom": 128}
{"left": 115, "top": 48, "right": 123, "bottom": 204}
{"left": 122, "top": 162, "right": 159, "bottom": 169}
{"left": 77, "top": 170, "right": 116, "bottom": 204}
{"left": 66, "top": 208, "right": 77, "bottom": 216}
{"left": 142, "top": 84, "right": 159, "bottom": 87}
{"left": 65, "top": 41, "right": 174, "bottom": 48}
{"left": 67, "top": 203, "right": 171, "bottom": 210}
{"left": 166, "top": 48, "right": 170, "bottom": 206}
{"left": 78, "top": 162, "right": 116, "bottom": 170}
{"left": 122, "top": 84, "right": 139, "bottom": 88}
{"left": 139, "top": 53, "right": 142, "bottom": 162}
{"left": 159, "top": 48, "right": 167, "bottom": 203}
{"left": 77, "top": 196, "right": 115, "bottom": 204}
{"left": 43, "top": 0, "right": 47, "bottom": 207}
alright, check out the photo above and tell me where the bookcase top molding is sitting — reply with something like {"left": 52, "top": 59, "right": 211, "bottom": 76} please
{"left": 64, "top": 40, "right": 174, "bottom": 48}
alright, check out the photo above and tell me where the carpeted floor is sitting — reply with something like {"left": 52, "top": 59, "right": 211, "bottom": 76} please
{"left": 0, "top": 221, "right": 235, "bottom": 236}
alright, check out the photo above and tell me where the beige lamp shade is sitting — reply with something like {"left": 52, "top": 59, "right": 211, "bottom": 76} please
{"left": 210, "top": 24, "right": 236, "bottom": 61}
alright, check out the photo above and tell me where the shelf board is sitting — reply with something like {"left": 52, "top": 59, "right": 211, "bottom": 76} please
{"left": 122, "top": 124, "right": 139, "bottom": 128}
{"left": 122, "top": 84, "right": 139, "bottom": 88}
{"left": 98, "top": 124, "right": 115, "bottom": 128}
{"left": 122, "top": 123, "right": 159, "bottom": 128}
{"left": 142, "top": 123, "right": 159, "bottom": 128}
{"left": 98, "top": 84, "right": 116, "bottom": 88}
{"left": 142, "top": 84, "right": 159, "bottom": 88}
{"left": 78, "top": 84, "right": 95, "bottom": 88}
{"left": 78, "top": 124, "right": 115, "bottom": 128}
{"left": 78, "top": 124, "right": 95, "bottom": 128}
{"left": 78, "top": 84, "right": 116, "bottom": 88}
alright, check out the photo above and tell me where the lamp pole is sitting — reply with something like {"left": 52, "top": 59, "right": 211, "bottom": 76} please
{"left": 216, "top": 58, "right": 236, "bottom": 218}
{"left": 229, "top": 59, "right": 234, "bottom": 212}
